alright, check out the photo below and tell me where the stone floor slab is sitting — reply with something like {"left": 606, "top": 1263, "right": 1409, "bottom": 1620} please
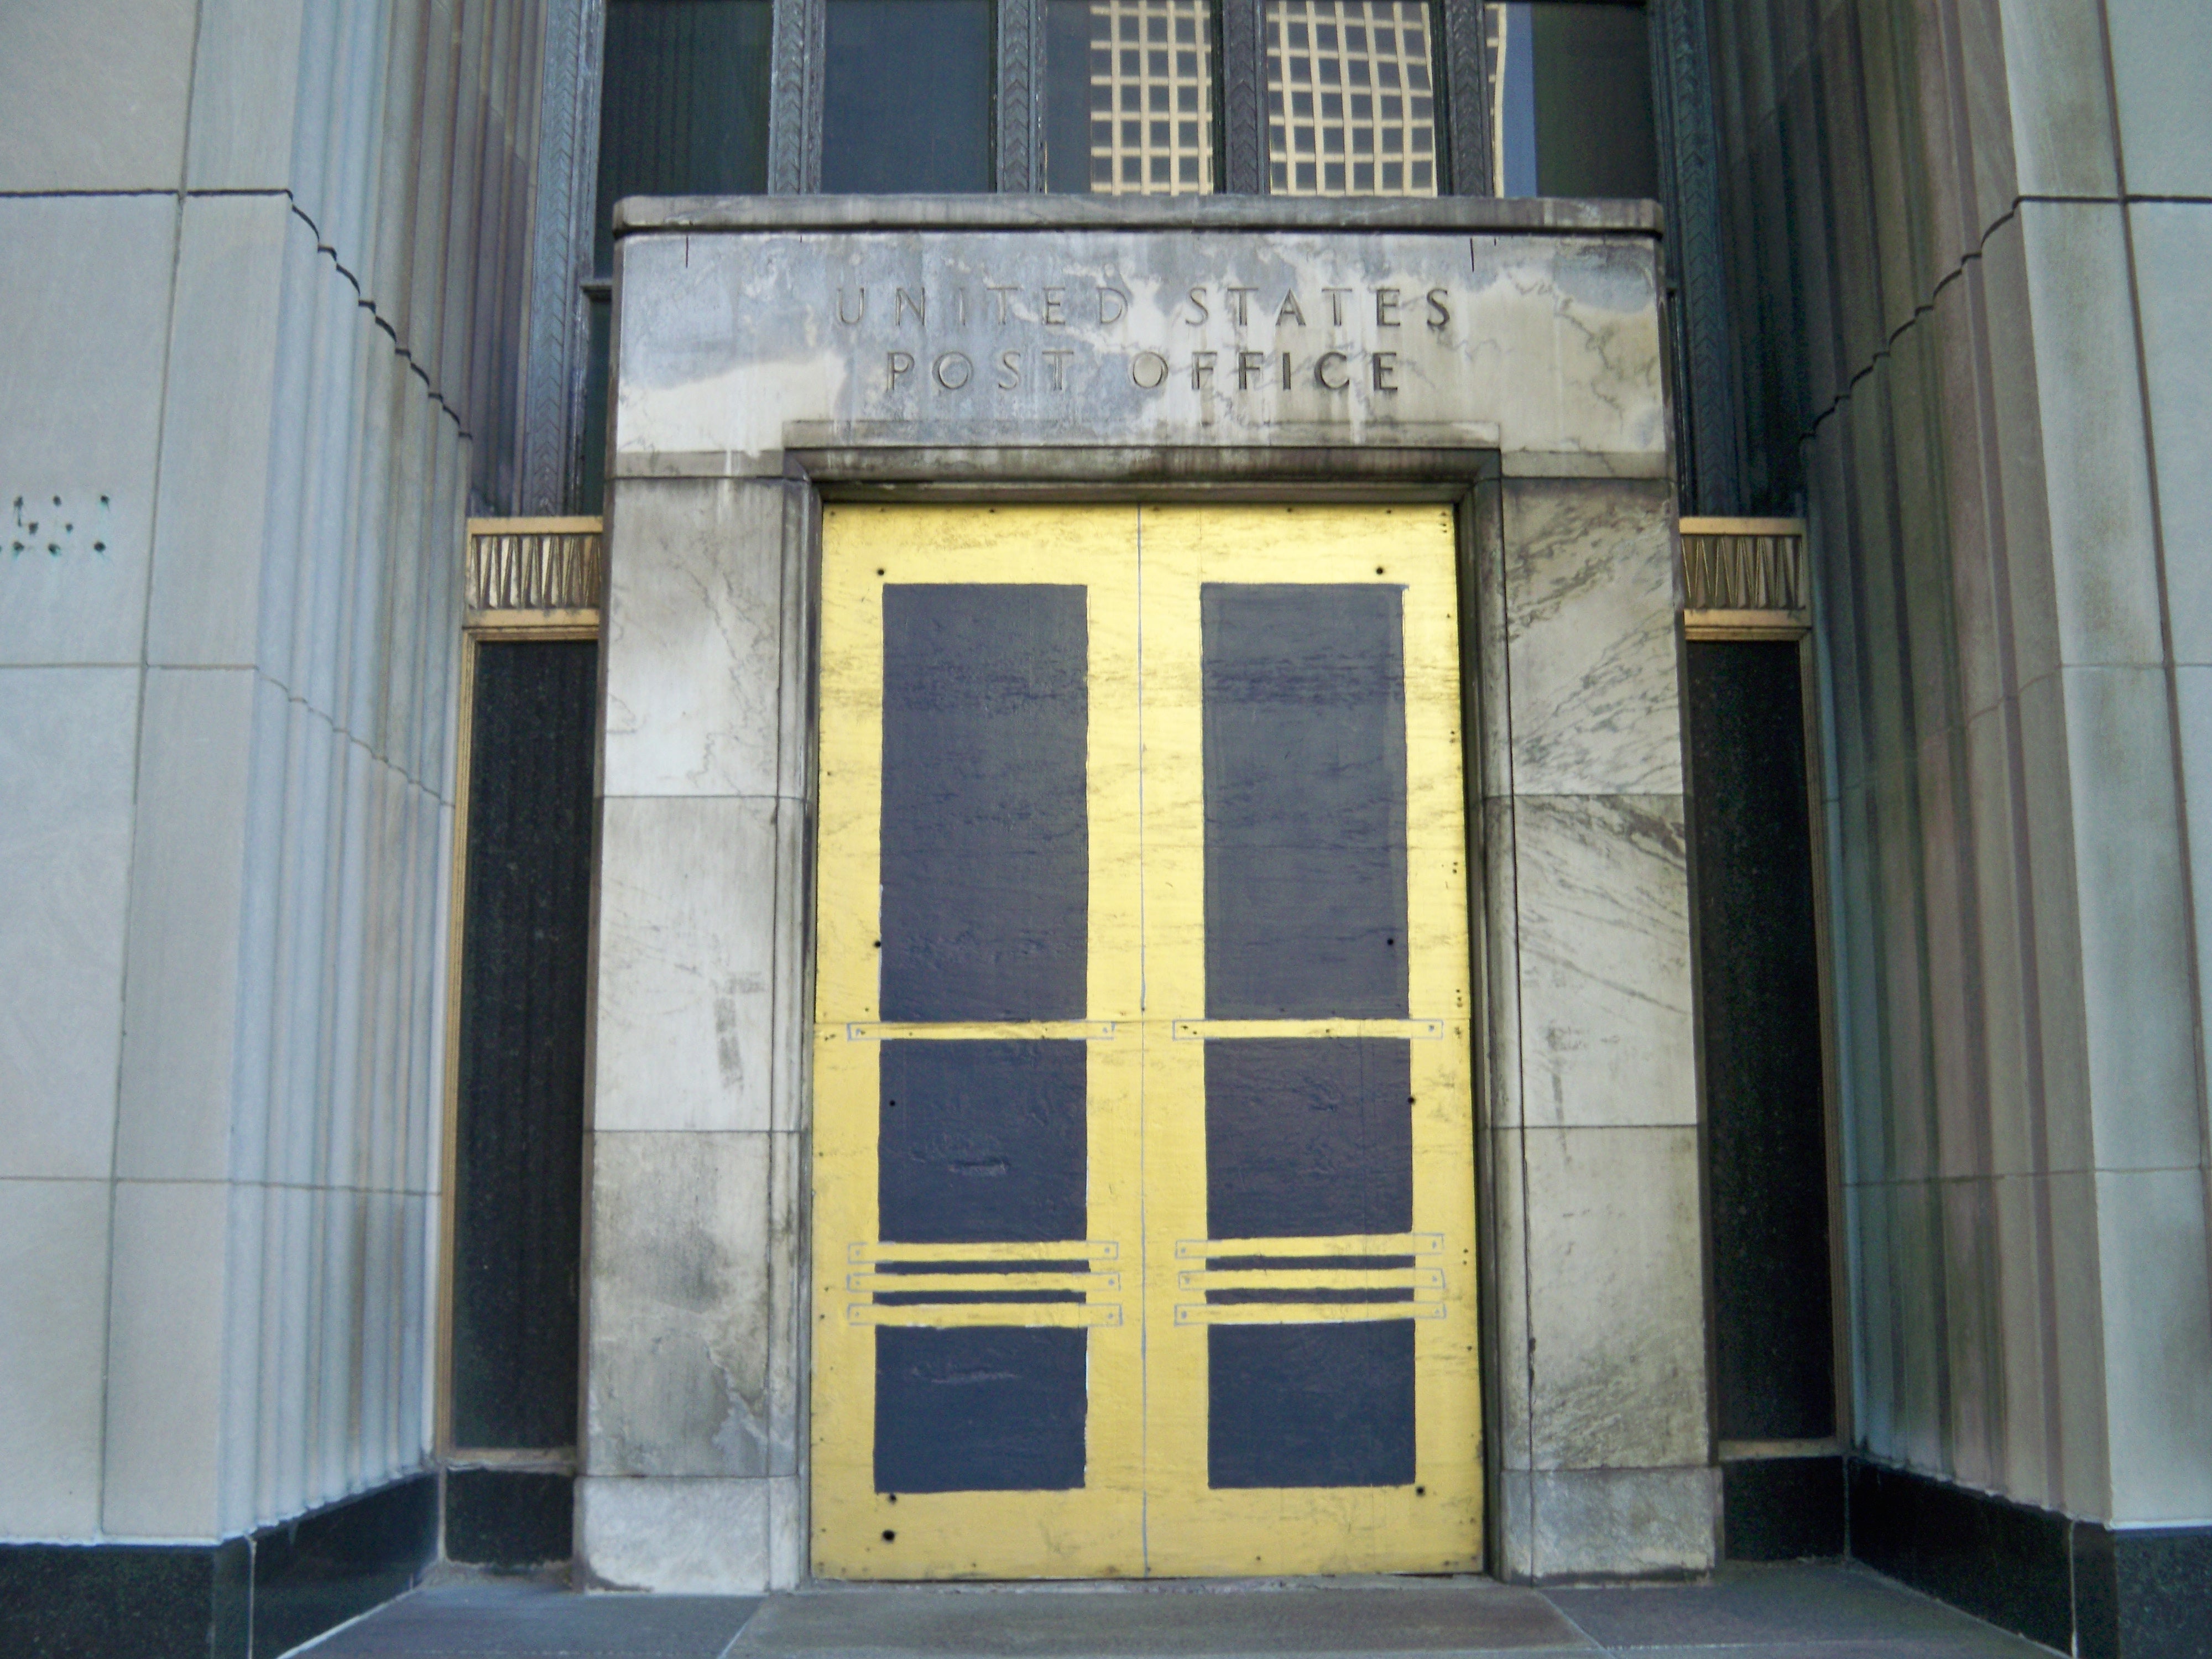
{"left": 294, "top": 1563, "right": 2064, "bottom": 1659}
{"left": 1543, "top": 1565, "right": 2034, "bottom": 1650}
{"left": 725, "top": 1579, "right": 1588, "bottom": 1657}
{"left": 303, "top": 1580, "right": 760, "bottom": 1656}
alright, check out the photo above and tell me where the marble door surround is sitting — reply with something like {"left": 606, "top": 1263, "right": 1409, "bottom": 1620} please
{"left": 580, "top": 196, "right": 1710, "bottom": 1590}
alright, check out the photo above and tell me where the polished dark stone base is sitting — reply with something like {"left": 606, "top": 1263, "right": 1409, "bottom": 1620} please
{"left": 445, "top": 1469, "right": 575, "bottom": 1568}
{"left": 1850, "top": 1458, "right": 2212, "bottom": 1659}
{"left": 2072, "top": 1524, "right": 2212, "bottom": 1659}
{"left": 0, "top": 1538, "right": 249, "bottom": 1659}
{"left": 1849, "top": 1459, "right": 2072, "bottom": 1649}
{"left": 0, "top": 1472, "right": 435, "bottom": 1659}
{"left": 1722, "top": 1456, "right": 1845, "bottom": 1561}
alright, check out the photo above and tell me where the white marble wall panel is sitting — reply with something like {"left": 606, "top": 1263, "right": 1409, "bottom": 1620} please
{"left": 577, "top": 1475, "right": 778, "bottom": 1594}
{"left": 2017, "top": 202, "right": 2164, "bottom": 669}
{"left": 1990, "top": 1173, "right": 2054, "bottom": 1508}
{"left": 1504, "top": 797, "right": 1696, "bottom": 1131}
{"left": 2013, "top": 671, "right": 2095, "bottom": 1176}
{"left": 181, "top": 0, "right": 309, "bottom": 190}
{"left": 2103, "top": 0, "right": 2212, "bottom": 200}
{"left": 1519, "top": 1127, "right": 1709, "bottom": 1471}
{"left": 102, "top": 1180, "right": 231, "bottom": 1538}
{"left": 2052, "top": 666, "right": 2198, "bottom": 1172}
{"left": 0, "top": 668, "right": 139, "bottom": 1183}
{"left": 604, "top": 481, "right": 796, "bottom": 799}
{"left": 2134, "top": 206, "right": 2212, "bottom": 663}
{"left": 587, "top": 1132, "right": 776, "bottom": 1478}
{"left": 1994, "top": 0, "right": 2117, "bottom": 200}
{"left": 116, "top": 668, "right": 256, "bottom": 1183}
{"left": 0, "top": 0, "right": 196, "bottom": 191}
{"left": 1483, "top": 1131, "right": 1534, "bottom": 1474}
{"left": 766, "top": 1130, "right": 807, "bottom": 1476}
{"left": 2095, "top": 1168, "right": 2212, "bottom": 1522}
{"left": 1519, "top": 1467, "right": 1721, "bottom": 1579}
{"left": 594, "top": 796, "right": 784, "bottom": 1135}
{"left": 1498, "top": 482, "right": 1682, "bottom": 798}
{"left": 0, "top": 1180, "right": 111, "bottom": 1538}
{"left": 147, "top": 195, "right": 290, "bottom": 669}
{"left": 0, "top": 195, "right": 178, "bottom": 666}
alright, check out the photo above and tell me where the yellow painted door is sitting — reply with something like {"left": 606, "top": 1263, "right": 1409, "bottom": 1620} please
{"left": 812, "top": 504, "right": 1480, "bottom": 1580}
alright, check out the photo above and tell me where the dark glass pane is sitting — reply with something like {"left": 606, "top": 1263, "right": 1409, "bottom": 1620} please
{"left": 451, "top": 640, "right": 598, "bottom": 1451}
{"left": 594, "top": 0, "right": 773, "bottom": 274}
{"left": 1489, "top": 1, "right": 1655, "bottom": 198}
{"left": 1046, "top": 0, "right": 1215, "bottom": 194}
{"left": 822, "top": 0, "right": 994, "bottom": 192}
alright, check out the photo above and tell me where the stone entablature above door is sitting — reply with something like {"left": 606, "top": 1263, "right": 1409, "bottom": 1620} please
{"left": 608, "top": 195, "right": 1666, "bottom": 477}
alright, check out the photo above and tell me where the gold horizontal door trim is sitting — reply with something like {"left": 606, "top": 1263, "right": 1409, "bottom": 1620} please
{"left": 1171, "top": 1018, "right": 1448, "bottom": 1040}
{"left": 831, "top": 1020, "right": 1119, "bottom": 1041}
{"left": 1173, "top": 1302, "right": 1446, "bottom": 1326}
{"left": 1173, "top": 1233, "right": 1444, "bottom": 1260}
{"left": 848, "top": 1239, "right": 1121, "bottom": 1265}
{"left": 849, "top": 1303, "right": 1125, "bottom": 1329}
{"left": 846, "top": 1270, "right": 1123, "bottom": 1294}
{"left": 1175, "top": 1266, "right": 1444, "bottom": 1292}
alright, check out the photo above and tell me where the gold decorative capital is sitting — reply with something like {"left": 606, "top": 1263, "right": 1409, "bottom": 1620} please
{"left": 465, "top": 517, "right": 604, "bottom": 621}
{"left": 1680, "top": 516, "right": 1809, "bottom": 636}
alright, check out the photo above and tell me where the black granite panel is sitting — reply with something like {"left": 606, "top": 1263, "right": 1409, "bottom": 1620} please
{"left": 879, "top": 584, "right": 1089, "bottom": 1022}
{"left": 2075, "top": 1523, "right": 2212, "bottom": 1659}
{"left": 445, "top": 1469, "right": 575, "bottom": 1569}
{"left": 1849, "top": 1459, "right": 2072, "bottom": 1652}
{"left": 1687, "top": 639, "right": 1836, "bottom": 1444}
{"left": 1202, "top": 583, "right": 1408, "bottom": 1020}
{"left": 0, "top": 1540, "right": 248, "bottom": 1659}
{"left": 252, "top": 1474, "right": 439, "bottom": 1659}
{"left": 1723, "top": 1456, "right": 1845, "bottom": 1561}
{"left": 452, "top": 639, "right": 597, "bottom": 1451}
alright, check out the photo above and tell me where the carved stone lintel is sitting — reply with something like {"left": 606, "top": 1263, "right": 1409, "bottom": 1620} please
{"left": 467, "top": 520, "right": 607, "bottom": 614}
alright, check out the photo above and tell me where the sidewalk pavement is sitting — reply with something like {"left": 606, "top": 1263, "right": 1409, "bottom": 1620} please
{"left": 296, "top": 1562, "right": 2056, "bottom": 1659}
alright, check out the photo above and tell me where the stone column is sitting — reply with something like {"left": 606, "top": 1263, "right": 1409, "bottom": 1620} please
{"left": 578, "top": 476, "right": 815, "bottom": 1592}
{"left": 1472, "top": 475, "right": 1718, "bottom": 1579}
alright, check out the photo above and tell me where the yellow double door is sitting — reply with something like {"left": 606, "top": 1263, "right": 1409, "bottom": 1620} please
{"left": 812, "top": 504, "right": 1480, "bottom": 1579}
